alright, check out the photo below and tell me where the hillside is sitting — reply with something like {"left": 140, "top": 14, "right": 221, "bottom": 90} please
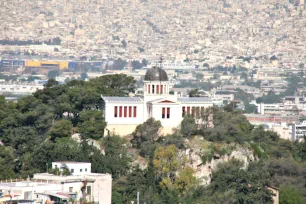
{"left": 1, "top": 75, "right": 306, "bottom": 203}
{"left": 1, "top": 0, "right": 304, "bottom": 60}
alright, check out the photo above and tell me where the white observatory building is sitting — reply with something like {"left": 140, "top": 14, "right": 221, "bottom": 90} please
{"left": 102, "top": 67, "right": 215, "bottom": 136}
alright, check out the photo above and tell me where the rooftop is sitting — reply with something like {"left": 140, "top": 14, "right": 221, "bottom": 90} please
{"left": 0, "top": 181, "right": 57, "bottom": 188}
{"left": 102, "top": 96, "right": 143, "bottom": 103}
{"left": 53, "top": 161, "right": 91, "bottom": 164}
{"left": 178, "top": 97, "right": 211, "bottom": 103}
{"left": 144, "top": 67, "right": 168, "bottom": 81}
{"left": 33, "top": 173, "right": 112, "bottom": 182}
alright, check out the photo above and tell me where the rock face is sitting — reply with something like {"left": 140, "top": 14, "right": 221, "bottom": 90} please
{"left": 71, "top": 133, "right": 103, "bottom": 152}
{"left": 129, "top": 148, "right": 148, "bottom": 170}
{"left": 181, "top": 138, "right": 255, "bottom": 185}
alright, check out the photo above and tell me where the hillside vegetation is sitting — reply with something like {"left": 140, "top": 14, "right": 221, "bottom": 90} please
{"left": 0, "top": 75, "right": 306, "bottom": 203}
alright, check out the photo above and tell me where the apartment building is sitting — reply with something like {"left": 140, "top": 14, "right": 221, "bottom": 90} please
{"left": 0, "top": 162, "right": 112, "bottom": 204}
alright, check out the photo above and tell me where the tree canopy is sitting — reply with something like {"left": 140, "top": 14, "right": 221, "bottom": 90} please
{"left": 0, "top": 74, "right": 306, "bottom": 203}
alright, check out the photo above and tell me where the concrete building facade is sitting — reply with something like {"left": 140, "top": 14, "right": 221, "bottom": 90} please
{"left": 0, "top": 162, "right": 112, "bottom": 204}
{"left": 52, "top": 161, "right": 92, "bottom": 176}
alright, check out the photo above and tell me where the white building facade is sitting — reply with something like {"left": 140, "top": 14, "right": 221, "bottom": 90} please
{"left": 292, "top": 121, "right": 306, "bottom": 141}
{"left": 102, "top": 67, "right": 216, "bottom": 136}
{"left": 0, "top": 82, "right": 44, "bottom": 95}
{"left": 52, "top": 161, "right": 91, "bottom": 176}
{"left": 0, "top": 162, "right": 112, "bottom": 204}
{"left": 33, "top": 173, "right": 112, "bottom": 204}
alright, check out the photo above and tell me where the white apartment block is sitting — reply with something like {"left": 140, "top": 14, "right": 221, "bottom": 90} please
{"left": 52, "top": 161, "right": 92, "bottom": 176}
{"left": 0, "top": 162, "right": 112, "bottom": 204}
{"left": 0, "top": 83, "right": 44, "bottom": 95}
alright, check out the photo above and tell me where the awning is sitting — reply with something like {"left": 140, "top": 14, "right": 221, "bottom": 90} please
{"left": 0, "top": 197, "right": 11, "bottom": 202}
{"left": 35, "top": 191, "right": 70, "bottom": 200}
{"left": 4, "top": 200, "right": 35, "bottom": 204}
{"left": 0, "top": 195, "right": 22, "bottom": 203}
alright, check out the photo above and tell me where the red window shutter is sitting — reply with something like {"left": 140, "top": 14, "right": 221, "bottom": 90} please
{"left": 161, "top": 85, "right": 163, "bottom": 94}
{"left": 129, "top": 106, "right": 132, "bottom": 117}
{"left": 124, "top": 106, "right": 127, "bottom": 117}
{"left": 167, "top": 108, "right": 170, "bottom": 118}
{"left": 114, "top": 106, "right": 118, "bottom": 117}
{"left": 162, "top": 108, "right": 165, "bottom": 118}
{"left": 133, "top": 106, "right": 137, "bottom": 117}
{"left": 156, "top": 85, "right": 160, "bottom": 94}
{"left": 119, "top": 106, "right": 122, "bottom": 117}
{"left": 187, "top": 107, "right": 191, "bottom": 114}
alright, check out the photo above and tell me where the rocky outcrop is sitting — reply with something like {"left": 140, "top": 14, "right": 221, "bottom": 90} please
{"left": 181, "top": 137, "right": 255, "bottom": 185}
{"left": 71, "top": 133, "right": 103, "bottom": 152}
{"left": 129, "top": 148, "right": 148, "bottom": 170}
{"left": 129, "top": 136, "right": 255, "bottom": 185}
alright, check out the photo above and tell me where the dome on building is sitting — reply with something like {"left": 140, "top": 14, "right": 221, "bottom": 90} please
{"left": 144, "top": 67, "right": 168, "bottom": 81}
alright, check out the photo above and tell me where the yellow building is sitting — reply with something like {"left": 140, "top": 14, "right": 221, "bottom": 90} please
{"left": 25, "top": 60, "right": 41, "bottom": 67}
{"left": 25, "top": 61, "right": 68, "bottom": 70}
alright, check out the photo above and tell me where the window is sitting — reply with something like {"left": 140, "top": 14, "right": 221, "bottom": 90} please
{"left": 156, "top": 85, "right": 160, "bottom": 94}
{"left": 55, "top": 165, "right": 57, "bottom": 169}
{"left": 87, "top": 186, "right": 91, "bottom": 196}
{"left": 192, "top": 107, "right": 195, "bottom": 116}
{"left": 85, "top": 168, "right": 87, "bottom": 172}
{"left": 124, "top": 106, "right": 127, "bottom": 117}
{"left": 201, "top": 107, "right": 205, "bottom": 115}
{"left": 196, "top": 107, "right": 200, "bottom": 117}
{"left": 80, "top": 169, "right": 83, "bottom": 172}
{"left": 161, "top": 85, "right": 163, "bottom": 94}
{"left": 167, "top": 108, "right": 170, "bottom": 119}
{"left": 133, "top": 106, "right": 137, "bottom": 117}
{"left": 152, "top": 85, "right": 155, "bottom": 94}
{"left": 69, "top": 187, "right": 73, "bottom": 192}
{"left": 182, "top": 107, "right": 186, "bottom": 117}
{"left": 71, "top": 169, "right": 74, "bottom": 173}
{"left": 114, "top": 106, "right": 118, "bottom": 117}
{"left": 162, "top": 108, "right": 165, "bottom": 119}
{"left": 119, "top": 106, "right": 122, "bottom": 117}
{"left": 129, "top": 106, "right": 132, "bottom": 117}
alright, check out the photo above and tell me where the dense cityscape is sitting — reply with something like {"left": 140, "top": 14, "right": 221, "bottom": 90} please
{"left": 0, "top": 0, "right": 306, "bottom": 204}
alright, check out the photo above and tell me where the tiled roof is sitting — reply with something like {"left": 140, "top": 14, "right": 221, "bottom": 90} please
{"left": 178, "top": 97, "right": 212, "bottom": 103}
{"left": 102, "top": 96, "right": 143, "bottom": 103}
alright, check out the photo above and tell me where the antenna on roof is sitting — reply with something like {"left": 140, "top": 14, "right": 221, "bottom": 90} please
{"left": 159, "top": 56, "right": 164, "bottom": 85}
{"left": 159, "top": 56, "right": 164, "bottom": 69}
